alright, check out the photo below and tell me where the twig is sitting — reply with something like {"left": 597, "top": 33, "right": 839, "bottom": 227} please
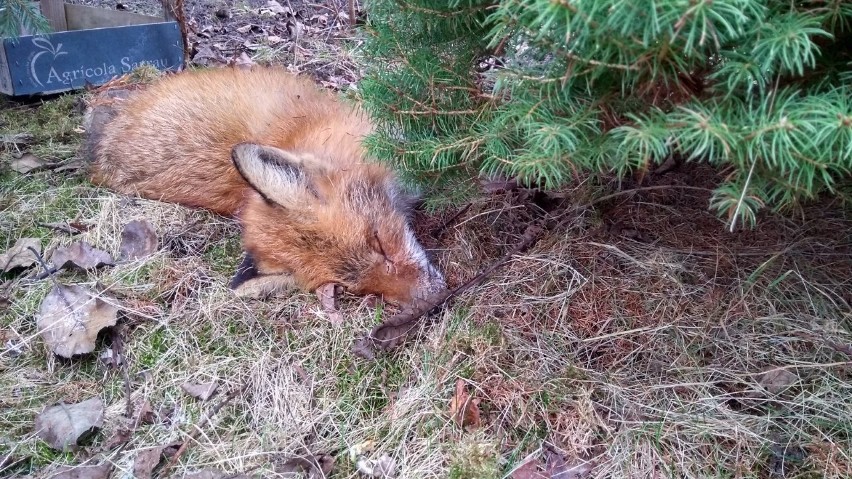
{"left": 431, "top": 203, "right": 471, "bottom": 238}
{"left": 26, "top": 246, "right": 71, "bottom": 308}
{"left": 353, "top": 183, "right": 714, "bottom": 357}
{"left": 157, "top": 383, "right": 247, "bottom": 477}
{"left": 38, "top": 221, "right": 85, "bottom": 235}
{"left": 33, "top": 266, "right": 60, "bottom": 280}
{"left": 162, "top": 0, "right": 190, "bottom": 63}
{"left": 354, "top": 223, "right": 545, "bottom": 357}
{"left": 110, "top": 325, "right": 133, "bottom": 418}
{"left": 348, "top": 0, "right": 356, "bottom": 28}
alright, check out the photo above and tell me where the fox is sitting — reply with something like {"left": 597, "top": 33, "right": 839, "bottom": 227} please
{"left": 86, "top": 66, "right": 445, "bottom": 305}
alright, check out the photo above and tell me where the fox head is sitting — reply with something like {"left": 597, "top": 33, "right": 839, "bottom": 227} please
{"left": 229, "top": 143, "right": 445, "bottom": 305}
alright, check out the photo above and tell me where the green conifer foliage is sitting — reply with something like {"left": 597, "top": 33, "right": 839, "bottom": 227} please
{"left": 359, "top": 0, "right": 852, "bottom": 228}
{"left": 0, "top": 0, "right": 50, "bottom": 38}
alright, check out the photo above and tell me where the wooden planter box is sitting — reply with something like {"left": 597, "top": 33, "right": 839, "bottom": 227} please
{"left": 0, "top": 0, "right": 184, "bottom": 96}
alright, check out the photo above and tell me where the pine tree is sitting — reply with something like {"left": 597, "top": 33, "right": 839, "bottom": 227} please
{"left": 358, "top": 0, "right": 852, "bottom": 229}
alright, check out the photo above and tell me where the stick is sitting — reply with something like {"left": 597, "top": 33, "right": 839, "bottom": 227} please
{"left": 354, "top": 223, "right": 544, "bottom": 357}
{"left": 157, "top": 383, "right": 247, "bottom": 477}
{"left": 430, "top": 203, "right": 471, "bottom": 238}
{"left": 110, "top": 325, "right": 133, "bottom": 419}
{"left": 27, "top": 246, "right": 73, "bottom": 309}
{"left": 348, "top": 0, "right": 357, "bottom": 28}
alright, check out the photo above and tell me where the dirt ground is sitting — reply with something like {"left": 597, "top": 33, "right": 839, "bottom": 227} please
{"left": 1, "top": 1, "right": 851, "bottom": 478}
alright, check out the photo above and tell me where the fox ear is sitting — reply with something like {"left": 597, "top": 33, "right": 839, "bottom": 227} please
{"left": 231, "top": 143, "right": 319, "bottom": 208}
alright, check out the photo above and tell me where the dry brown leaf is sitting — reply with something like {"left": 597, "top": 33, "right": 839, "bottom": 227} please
{"left": 135, "top": 400, "right": 158, "bottom": 426}
{"left": 119, "top": 220, "right": 158, "bottom": 260}
{"left": 265, "top": 0, "right": 292, "bottom": 15}
{"left": 544, "top": 447, "right": 593, "bottom": 479}
{"left": 758, "top": 368, "right": 798, "bottom": 394}
{"left": 10, "top": 153, "right": 48, "bottom": 174}
{"left": 191, "top": 45, "right": 227, "bottom": 67}
{"left": 448, "top": 379, "right": 481, "bottom": 430}
{"left": 35, "top": 397, "right": 104, "bottom": 451}
{"left": 102, "top": 428, "right": 132, "bottom": 450}
{"left": 274, "top": 450, "right": 335, "bottom": 478}
{"left": 49, "top": 462, "right": 113, "bottom": 479}
{"left": 267, "top": 35, "right": 284, "bottom": 44}
{"left": 316, "top": 283, "right": 344, "bottom": 325}
{"left": 510, "top": 459, "right": 547, "bottom": 479}
{"left": 1, "top": 237, "right": 41, "bottom": 272}
{"left": 232, "top": 52, "right": 255, "bottom": 70}
{"left": 51, "top": 242, "right": 114, "bottom": 271}
{"left": 355, "top": 454, "right": 397, "bottom": 478}
{"left": 132, "top": 446, "right": 164, "bottom": 479}
{"left": 236, "top": 24, "right": 252, "bottom": 34}
{"left": 181, "top": 381, "right": 218, "bottom": 401}
{"left": 37, "top": 285, "right": 119, "bottom": 358}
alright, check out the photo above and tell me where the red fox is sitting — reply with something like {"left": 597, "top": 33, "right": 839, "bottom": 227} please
{"left": 87, "top": 67, "right": 444, "bottom": 304}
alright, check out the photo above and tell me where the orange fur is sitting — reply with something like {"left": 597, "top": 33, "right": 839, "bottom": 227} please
{"left": 89, "top": 67, "right": 444, "bottom": 304}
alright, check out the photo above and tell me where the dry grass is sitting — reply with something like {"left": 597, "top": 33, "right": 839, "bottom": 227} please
{"left": 2, "top": 89, "right": 851, "bottom": 479}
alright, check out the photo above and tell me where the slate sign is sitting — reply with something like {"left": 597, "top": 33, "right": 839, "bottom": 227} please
{"left": 0, "top": 21, "right": 183, "bottom": 96}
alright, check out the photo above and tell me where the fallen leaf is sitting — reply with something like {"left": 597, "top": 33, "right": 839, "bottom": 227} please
{"left": 10, "top": 153, "right": 48, "bottom": 174}
{"left": 51, "top": 242, "right": 114, "bottom": 271}
{"left": 102, "top": 428, "right": 132, "bottom": 450}
{"left": 35, "top": 397, "right": 104, "bottom": 451}
{"left": 191, "top": 46, "right": 227, "bottom": 67}
{"left": 98, "top": 348, "right": 122, "bottom": 369}
{"left": 361, "top": 287, "right": 451, "bottom": 355}
{"left": 1, "top": 237, "right": 41, "bottom": 272}
{"left": 316, "top": 283, "right": 344, "bottom": 325}
{"left": 310, "top": 13, "right": 329, "bottom": 25}
{"left": 448, "top": 379, "right": 481, "bottom": 430}
{"left": 236, "top": 24, "right": 252, "bottom": 33}
{"left": 181, "top": 381, "right": 218, "bottom": 401}
{"left": 544, "top": 446, "right": 593, "bottom": 479}
{"left": 119, "top": 220, "right": 158, "bottom": 260}
{"left": 36, "top": 284, "right": 119, "bottom": 358}
{"left": 351, "top": 335, "right": 377, "bottom": 360}
{"left": 510, "top": 459, "right": 547, "bottom": 479}
{"left": 135, "top": 401, "right": 156, "bottom": 426}
{"left": 274, "top": 450, "right": 335, "bottom": 478}
{"left": 133, "top": 446, "right": 164, "bottom": 479}
{"left": 160, "top": 440, "right": 182, "bottom": 458}
{"left": 355, "top": 454, "right": 397, "bottom": 478}
{"left": 231, "top": 52, "right": 255, "bottom": 70}
{"left": 267, "top": 35, "right": 284, "bottom": 44}
{"left": 49, "top": 462, "right": 113, "bottom": 479}
{"left": 265, "top": 0, "right": 291, "bottom": 15}
{"left": 758, "top": 368, "right": 798, "bottom": 394}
